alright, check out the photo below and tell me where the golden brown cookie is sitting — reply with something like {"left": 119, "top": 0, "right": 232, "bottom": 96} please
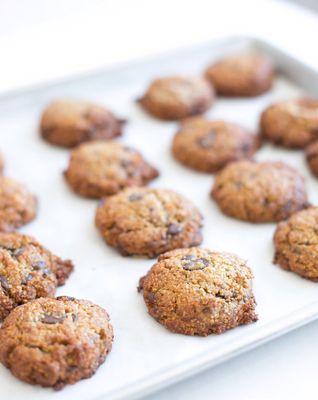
{"left": 205, "top": 53, "right": 274, "bottom": 97}
{"left": 0, "top": 296, "right": 113, "bottom": 390}
{"left": 95, "top": 187, "right": 203, "bottom": 257}
{"left": 138, "top": 76, "right": 215, "bottom": 120}
{"left": 306, "top": 141, "right": 318, "bottom": 176}
{"left": 64, "top": 141, "right": 159, "bottom": 198}
{"left": 138, "top": 247, "right": 258, "bottom": 336}
{"left": 0, "top": 176, "right": 37, "bottom": 231}
{"left": 40, "top": 99, "right": 124, "bottom": 148}
{"left": 260, "top": 98, "right": 318, "bottom": 148}
{"left": 0, "top": 231, "right": 73, "bottom": 320}
{"left": 211, "top": 160, "right": 308, "bottom": 223}
{"left": 274, "top": 207, "right": 318, "bottom": 281}
{"left": 172, "top": 117, "right": 260, "bottom": 173}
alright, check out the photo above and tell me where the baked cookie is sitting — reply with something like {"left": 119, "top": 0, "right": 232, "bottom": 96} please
{"left": 172, "top": 117, "right": 259, "bottom": 173}
{"left": 0, "top": 176, "right": 37, "bottom": 231}
{"left": 40, "top": 99, "right": 124, "bottom": 148}
{"left": 274, "top": 207, "right": 318, "bottom": 281}
{"left": 306, "top": 141, "right": 318, "bottom": 176}
{"left": 95, "top": 187, "right": 203, "bottom": 257}
{"left": 260, "top": 98, "right": 318, "bottom": 148}
{"left": 205, "top": 53, "right": 274, "bottom": 97}
{"left": 0, "top": 296, "right": 113, "bottom": 389}
{"left": 211, "top": 160, "right": 308, "bottom": 223}
{"left": 138, "top": 76, "right": 215, "bottom": 120}
{"left": 64, "top": 141, "right": 159, "bottom": 198}
{"left": 0, "top": 231, "right": 73, "bottom": 320}
{"left": 138, "top": 247, "right": 257, "bottom": 336}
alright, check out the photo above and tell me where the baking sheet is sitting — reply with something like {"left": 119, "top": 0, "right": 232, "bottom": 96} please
{"left": 0, "top": 37, "right": 318, "bottom": 400}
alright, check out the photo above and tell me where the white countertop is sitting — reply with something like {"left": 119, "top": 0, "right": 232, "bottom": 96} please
{"left": 1, "top": 0, "right": 318, "bottom": 399}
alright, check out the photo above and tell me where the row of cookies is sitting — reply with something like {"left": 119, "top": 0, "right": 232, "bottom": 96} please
{"left": 0, "top": 159, "right": 114, "bottom": 389}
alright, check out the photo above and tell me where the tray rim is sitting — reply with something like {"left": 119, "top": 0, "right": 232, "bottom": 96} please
{"left": 3, "top": 35, "right": 318, "bottom": 400}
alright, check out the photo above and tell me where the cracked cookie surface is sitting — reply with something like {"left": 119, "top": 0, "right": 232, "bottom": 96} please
{"left": 211, "top": 160, "right": 308, "bottom": 223}
{"left": 64, "top": 141, "right": 159, "bottom": 198}
{"left": 274, "top": 207, "right": 318, "bottom": 280}
{"left": 138, "top": 247, "right": 258, "bottom": 336}
{"left": 0, "top": 296, "right": 113, "bottom": 389}
{"left": 205, "top": 53, "right": 274, "bottom": 97}
{"left": 0, "top": 232, "right": 74, "bottom": 320}
{"left": 95, "top": 187, "right": 203, "bottom": 257}
{"left": 0, "top": 176, "right": 37, "bottom": 231}
{"left": 172, "top": 117, "right": 259, "bottom": 172}
{"left": 138, "top": 76, "right": 215, "bottom": 120}
{"left": 261, "top": 98, "right": 318, "bottom": 148}
{"left": 40, "top": 99, "right": 124, "bottom": 148}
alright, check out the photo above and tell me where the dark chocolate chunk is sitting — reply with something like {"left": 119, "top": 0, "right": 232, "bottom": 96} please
{"left": 197, "top": 131, "right": 215, "bottom": 148}
{"left": 167, "top": 223, "right": 182, "bottom": 235}
{"left": 0, "top": 275, "right": 9, "bottom": 294}
{"left": 42, "top": 314, "right": 66, "bottom": 324}
{"left": 128, "top": 193, "right": 143, "bottom": 202}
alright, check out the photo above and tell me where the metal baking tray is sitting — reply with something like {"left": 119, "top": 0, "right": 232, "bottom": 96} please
{"left": 1, "top": 36, "right": 318, "bottom": 400}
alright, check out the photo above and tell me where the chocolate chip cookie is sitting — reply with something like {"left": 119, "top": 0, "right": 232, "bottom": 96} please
{"left": 205, "top": 53, "right": 274, "bottom": 97}
{"left": 64, "top": 141, "right": 159, "bottom": 198}
{"left": 95, "top": 187, "right": 203, "bottom": 257}
{"left": 0, "top": 176, "right": 37, "bottom": 231}
{"left": 0, "top": 231, "right": 73, "bottom": 320}
{"left": 138, "top": 76, "right": 215, "bottom": 120}
{"left": 274, "top": 207, "right": 318, "bottom": 281}
{"left": 138, "top": 247, "right": 257, "bottom": 336}
{"left": 40, "top": 99, "right": 124, "bottom": 148}
{"left": 0, "top": 296, "right": 113, "bottom": 389}
{"left": 211, "top": 160, "right": 308, "bottom": 223}
{"left": 260, "top": 98, "right": 318, "bottom": 148}
{"left": 172, "top": 117, "right": 259, "bottom": 172}
{"left": 306, "top": 141, "right": 318, "bottom": 176}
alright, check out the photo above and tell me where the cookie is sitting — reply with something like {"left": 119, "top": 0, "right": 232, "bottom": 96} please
{"left": 0, "top": 176, "right": 37, "bottom": 231}
{"left": 260, "top": 98, "right": 318, "bottom": 148}
{"left": 64, "top": 141, "right": 159, "bottom": 198}
{"left": 306, "top": 141, "right": 318, "bottom": 176}
{"left": 138, "top": 247, "right": 257, "bottom": 336}
{"left": 205, "top": 53, "right": 274, "bottom": 97}
{"left": 273, "top": 207, "right": 318, "bottom": 281}
{"left": 40, "top": 99, "right": 124, "bottom": 148}
{"left": 95, "top": 187, "right": 203, "bottom": 257}
{"left": 0, "top": 296, "right": 113, "bottom": 389}
{"left": 138, "top": 76, "right": 215, "bottom": 120}
{"left": 0, "top": 231, "right": 73, "bottom": 320}
{"left": 211, "top": 160, "right": 308, "bottom": 223}
{"left": 172, "top": 117, "right": 259, "bottom": 173}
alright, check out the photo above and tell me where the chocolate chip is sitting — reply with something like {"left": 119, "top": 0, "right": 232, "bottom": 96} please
{"left": 42, "top": 314, "right": 66, "bottom": 324}
{"left": 147, "top": 292, "right": 156, "bottom": 304}
{"left": 71, "top": 313, "right": 78, "bottom": 322}
{"left": 167, "top": 223, "right": 182, "bottom": 235}
{"left": 182, "top": 254, "right": 196, "bottom": 261}
{"left": 183, "top": 257, "right": 209, "bottom": 271}
{"left": 32, "top": 260, "right": 47, "bottom": 270}
{"left": 22, "top": 274, "right": 33, "bottom": 284}
{"left": 57, "top": 296, "right": 76, "bottom": 301}
{"left": 197, "top": 131, "right": 215, "bottom": 148}
{"left": 12, "top": 247, "right": 25, "bottom": 257}
{"left": 0, "top": 275, "right": 9, "bottom": 294}
{"left": 128, "top": 193, "right": 143, "bottom": 202}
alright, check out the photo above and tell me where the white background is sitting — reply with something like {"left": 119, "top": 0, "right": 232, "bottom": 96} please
{"left": 1, "top": 1, "right": 318, "bottom": 399}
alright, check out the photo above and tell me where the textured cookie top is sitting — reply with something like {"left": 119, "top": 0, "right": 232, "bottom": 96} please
{"left": 139, "top": 76, "right": 215, "bottom": 120}
{"left": 0, "top": 232, "right": 73, "bottom": 320}
{"left": 212, "top": 160, "right": 308, "bottom": 223}
{"left": 139, "top": 248, "right": 257, "bottom": 335}
{"left": 0, "top": 296, "right": 113, "bottom": 389}
{"left": 95, "top": 187, "right": 203, "bottom": 257}
{"left": 274, "top": 207, "right": 318, "bottom": 280}
{"left": 40, "top": 99, "right": 124, "bottom": 147}
{"left": 172, "top": 117, "right": 259, "bottom": 172}
{"left": 0, "top": 176, "right": 37, "bottom": 231}
{"left": 261, "top": 98, "right": 318, "bottom": 148}
{"left": 64, "top": 141, "right": 159, "bottom": 198}
{"left": 205, "top": 53, "right": 274, "bottom": 97}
